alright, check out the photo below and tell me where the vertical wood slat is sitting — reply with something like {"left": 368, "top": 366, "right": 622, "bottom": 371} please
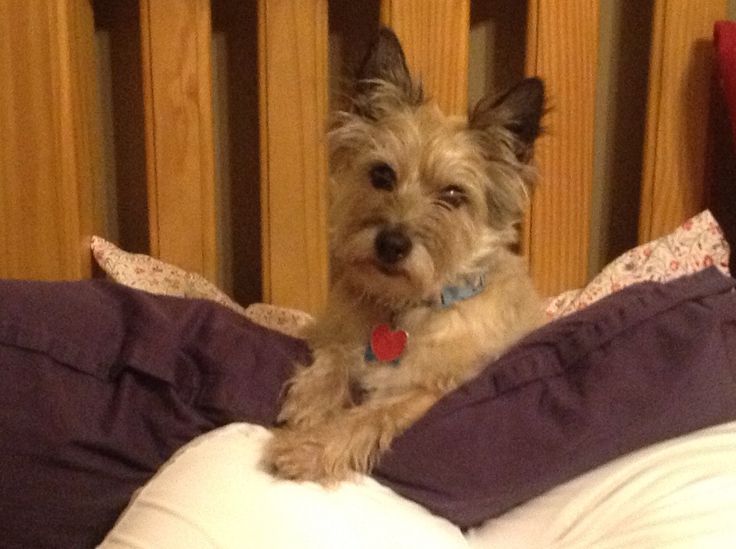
{"left": 639, "top": 0, "right": 727, "bottom": 243}
{"left": 380, "top": 0, "right": 471, "bottom": 115}
{"left": 524, "top": 0, "right": 599, "bottom": 296}
{"left": 0, "top": 0, "right": 101, "bottom": 280}
{"left": 258, "top": 0, "right": 329, "bottom": 313}
{"left": 140, "top": 0, "right": 218, "bottom": 281}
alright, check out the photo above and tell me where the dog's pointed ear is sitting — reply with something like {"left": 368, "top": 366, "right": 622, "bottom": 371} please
{"left": 353, "top": 27, "right": 423, "bottom": 117}
{"left": 469, "top": 77, "right": 545, "bottom": 161}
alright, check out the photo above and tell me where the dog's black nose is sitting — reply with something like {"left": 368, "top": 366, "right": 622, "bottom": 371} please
{"left": 375, "top": 228, "right": 412, "bottom": 264}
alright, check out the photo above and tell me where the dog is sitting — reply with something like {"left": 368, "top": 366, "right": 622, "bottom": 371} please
{"left": 265, "top": 27, "right": 546, "bottom": 484}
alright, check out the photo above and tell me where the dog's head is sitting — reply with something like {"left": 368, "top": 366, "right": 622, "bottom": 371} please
{"left": 329, "top": 28, "right": 545, "bottom": 307}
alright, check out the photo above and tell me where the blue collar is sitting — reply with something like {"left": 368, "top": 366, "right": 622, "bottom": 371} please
{"left": 438, "top": 274, "right": 486, "bottom": 308}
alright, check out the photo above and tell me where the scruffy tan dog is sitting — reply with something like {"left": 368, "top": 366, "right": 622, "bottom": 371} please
{"left": 265, "top": 28, "right": 546, "bottom": 483}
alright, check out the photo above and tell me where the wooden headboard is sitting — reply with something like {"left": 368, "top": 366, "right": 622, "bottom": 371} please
{"left": 1, "top": 0, "right": 733, "bottom": 314}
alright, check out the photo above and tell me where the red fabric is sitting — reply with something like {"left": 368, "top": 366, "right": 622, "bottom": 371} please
{"left": 715, "top": 21, "right": 736, "bottom": 147}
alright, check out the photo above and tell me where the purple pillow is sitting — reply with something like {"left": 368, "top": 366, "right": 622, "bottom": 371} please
{"left": 374, "top": 267, "right": 736, "bottom": 528}
{"left": 0, "top": 279, "right": 307, "bottom": 548}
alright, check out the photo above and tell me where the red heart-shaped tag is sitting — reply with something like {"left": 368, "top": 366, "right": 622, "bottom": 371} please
{"left": 370, "top": 323, "right": 408, "bottom": 362}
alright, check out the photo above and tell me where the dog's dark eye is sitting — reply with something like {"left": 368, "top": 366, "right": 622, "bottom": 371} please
{"left": 438, "top": 185, "right": 467, "bottom": 208}
{"left": 369, "top": 163, "right": 396, "bottom": 191}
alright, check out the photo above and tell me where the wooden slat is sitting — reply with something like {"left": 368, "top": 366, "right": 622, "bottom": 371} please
{"left": 524, "top": 0, "right": 599, "bottom": 295}
{"left": 66, "top": 0, "right": 105, "bottom": 263}
{"left": 140, "top": 0, "right": 218, "bottom": 281}
{"left": 0, "top": 0, "right": 101, "bottom": 280}
{"left": 258, "top": 0, "right": 330, "bottom": 313}
{"left": 380, "top": 0, "right": 470, "bottom": 115}
{"left": 638, "top": 0, "right": 727, "bottom": 242}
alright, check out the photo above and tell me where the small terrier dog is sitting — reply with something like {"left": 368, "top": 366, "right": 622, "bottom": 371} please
{"left": 265, "top": 28, "right": 546, "bottom": 483}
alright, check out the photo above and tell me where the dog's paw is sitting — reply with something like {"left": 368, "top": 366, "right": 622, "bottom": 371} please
{"left": 264, "top": 428, "right": 353, "bottom": 485}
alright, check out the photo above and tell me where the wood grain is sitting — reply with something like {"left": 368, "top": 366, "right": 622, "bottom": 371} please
{"left": 140, "top": 0, "right": 218, "bottom": 281}
{"left": 639, "top": 0, "right": 727, "bottom": 242}
{"left": 0, "top": 0, "right": 102, "bottom": 280}
{"left": 258, "top": 0, "right": 330, "bottom": 313}
{"left": 380, "top": 0, "right": 470, "bottom": 115}
{"left": 524, "top": 0, "right": 599, "bottom": 295}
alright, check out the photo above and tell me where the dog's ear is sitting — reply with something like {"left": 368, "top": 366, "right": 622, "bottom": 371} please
{"left": 469, "top": 77, "right": 545, "bottom": 162}
{"left": 353, "top": 27, "right": 423, "bottom": 117}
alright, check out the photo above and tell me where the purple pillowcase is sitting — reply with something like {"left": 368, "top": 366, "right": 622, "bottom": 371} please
{"left": 0, "top": 279, "right": 308, "bottom": 548}
{"left": 374, "top": 267, "right": 736, "bottom": 527}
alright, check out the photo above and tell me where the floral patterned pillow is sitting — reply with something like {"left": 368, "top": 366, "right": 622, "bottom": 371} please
{"left": 90, "top": 237, "right": 312, "bottom": 338}
{"left": 91, "top": 209, "right": 731, "bottom": 333}
{"left": 545, "top": 210, "right": 731, "bottom": 318}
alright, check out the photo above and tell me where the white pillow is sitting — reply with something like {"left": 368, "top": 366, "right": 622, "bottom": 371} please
{"left": 467, "top": 420, "right": 736, "bottom": 548}
{"left": 100, "top": 421, "right": 736, "bottom": 549}
{"left": 99, "top": 424, "right": 468, "bottom": 549}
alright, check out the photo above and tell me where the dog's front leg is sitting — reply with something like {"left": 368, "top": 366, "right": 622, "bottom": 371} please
{"left": 277, "top": 346, "right": 355, "bottom": 429}
{"left": 267, "top": 387, "right": 439, "bottom": 484}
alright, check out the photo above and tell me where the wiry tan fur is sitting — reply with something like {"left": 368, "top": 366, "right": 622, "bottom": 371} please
{"left": 264, "top": 28, "right": 547, "bottom": 483}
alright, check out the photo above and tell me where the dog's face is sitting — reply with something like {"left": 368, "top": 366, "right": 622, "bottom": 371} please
{"left": 328, "top": 29, "right": 545, "bottom": 307}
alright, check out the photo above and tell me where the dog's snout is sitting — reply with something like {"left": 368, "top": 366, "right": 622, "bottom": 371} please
{"left": 375, "top": 229, "right": 412, "bottom": 264}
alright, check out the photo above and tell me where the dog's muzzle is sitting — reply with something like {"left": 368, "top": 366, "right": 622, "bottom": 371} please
{"left": 374, "top": 228, "right": 413, "bottom": 265}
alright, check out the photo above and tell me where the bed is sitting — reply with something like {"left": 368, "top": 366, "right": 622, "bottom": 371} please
{"left": 3, "top": 0, "right": 735, "bottom": 303}
{"left": 1, "top": 1, "right": 736, "bottom": 548}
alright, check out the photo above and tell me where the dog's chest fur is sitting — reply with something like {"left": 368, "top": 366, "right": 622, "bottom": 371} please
{"left": 315, "top": 253, "right": 544, "bottom": 403}
{"left": 349, "top": 302, "right": 472, "bottom": 400}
